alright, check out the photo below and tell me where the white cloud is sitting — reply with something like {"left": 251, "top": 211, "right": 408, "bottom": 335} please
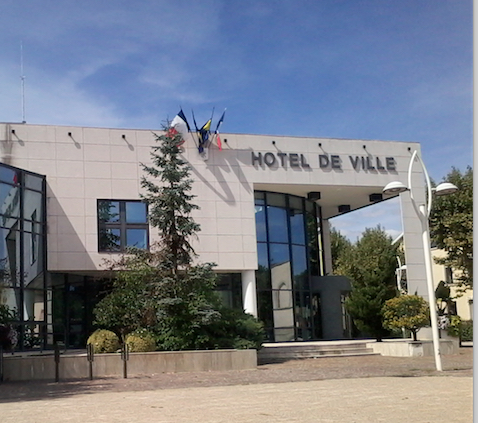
{"left": 330, "top": 197, "right": 402, "bottom": 242}
{"left": 0, "top": 64, "right": 122, "bottom": 128}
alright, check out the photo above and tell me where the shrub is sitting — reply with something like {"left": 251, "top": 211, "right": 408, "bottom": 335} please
{"left": 125, "top": 329, "right": 156, "bottom": 352}
{"left": 446, "top": 315, "right": 461, "bottom": 337}
{"left": 382, "top": 295, "right": 430, "bottom": 341}
{"left": 448, "top": 318, "right": 473, "bottom": 342}
{"left": 460, "top": 320, "right": 473, "bottom": 342}
{"left": 87, "top": 329, "right": 120, "bottom": 353}
{"left": 206, "top": 308, "right": 265, "bottom": 350}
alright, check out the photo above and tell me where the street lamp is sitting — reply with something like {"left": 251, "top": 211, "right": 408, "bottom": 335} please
{"left": 383, "top": 150, "right": 458, "bottom": 372}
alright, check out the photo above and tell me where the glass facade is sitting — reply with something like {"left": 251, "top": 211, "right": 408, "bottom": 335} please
{"left": 0, "top": 163, "right": 47, "bottom": 350}
{"left": 254, "top": 191, "right": 325, "bottom": 342}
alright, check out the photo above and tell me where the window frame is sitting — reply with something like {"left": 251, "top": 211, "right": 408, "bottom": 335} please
{"left": 97, "top": 199, "right": 149, "bottom": 252}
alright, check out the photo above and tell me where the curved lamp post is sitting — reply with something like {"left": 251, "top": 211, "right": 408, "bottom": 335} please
{"left": 383, "top": 150, "right": 458, "bottom": 372}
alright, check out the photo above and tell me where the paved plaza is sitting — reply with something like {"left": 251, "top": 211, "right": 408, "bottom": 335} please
{"left": 0, "top": 347, "right": 473, "bottom": 423}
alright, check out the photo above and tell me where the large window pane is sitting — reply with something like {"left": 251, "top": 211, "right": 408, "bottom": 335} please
{"left": 256, "top": 243, "right": 270, "bottom": 290}
{"left": 23, "top": 230, "right": 44, "bottom": 276}
{"left": 126, "top": 201, "right": 147, "bottom": 223}
{"left": 23, "top": 189, "right": 43, "bottom": 221}
{"left": 98, "top": 200, "right": 120, "bottom": 223}
{"left": 269, "top": 243, "right": 290, "bottom": 269}
{"left": 295, "top": 291, "right": 312, "bottom": 340}
{"left": 0, "top": 183, "right": 20, "bottom": 220}
{"left": 25, "top": 174, "right": 43, "bottom": 191}
{"left": 126, "top": 228, "right": 148, "bottom": 249}
{"left": 0, "top": 167, "right": 18, "bottom": 185}
{"left": 267, "top": 206, "right": 288, "bottom": 243}
{"left": 254, "top": 204, "right": 267, "bottom": 242}
{"left": 273, "top": 327, "right": 295, "bottom": 342}
{"left": 99, "top": 228, "right": 121, "bottom": 251}
{"left": 292, "top": 245, "right": 308, "bottom": 290}
{"left": 306, "top": 212, "right": 320, "bottom": 276}
{"left": 290, "top": 208, "right": 305, "bottom": 245}
{"left": 1, "top": 225, "right": 20, "bottom": 287}
{"left": 23, "top": 288, "right": 45, "bottom": 321}
{"left": 257, "top": 290, "right": 273, "bottom": 328}
{"left": 1, "top": 287, "right": 20, "bottom": 319}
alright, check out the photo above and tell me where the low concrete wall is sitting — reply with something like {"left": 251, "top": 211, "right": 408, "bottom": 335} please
{"left": 366, "top": 339, "right": 459, "bottom": 357}
{"left": 2, "top": 349, "right": 257, "bottom": 382}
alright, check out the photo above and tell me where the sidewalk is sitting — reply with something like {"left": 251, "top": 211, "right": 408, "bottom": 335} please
{"left": 0, "top": 346, "right": 473, "bottom": 423}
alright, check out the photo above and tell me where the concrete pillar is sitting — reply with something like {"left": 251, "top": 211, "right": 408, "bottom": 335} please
{"left": 241, "top": 270, "right": 258, "bottom": 317}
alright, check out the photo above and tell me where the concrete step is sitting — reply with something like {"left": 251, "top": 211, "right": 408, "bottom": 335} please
{"left": 257, "top": 341, "right": 379, "bottom": 364}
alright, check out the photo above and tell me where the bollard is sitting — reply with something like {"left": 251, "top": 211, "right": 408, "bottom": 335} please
{"left": 86, "top": 343, "right": 94, "bottom": 380}
{"left": 121, "top": 343, "right": 129, "bottom": 379}
{"left": 54, "top": 342, "right": 60, "bottom": 382}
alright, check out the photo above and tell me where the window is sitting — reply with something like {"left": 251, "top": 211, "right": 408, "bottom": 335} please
{"left": 97, "top": 200, "right": 148, "bottom": 252}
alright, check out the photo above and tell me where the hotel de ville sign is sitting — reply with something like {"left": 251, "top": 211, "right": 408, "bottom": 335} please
{"left": 251, "top": 151, "right": 396, "bottom": 172}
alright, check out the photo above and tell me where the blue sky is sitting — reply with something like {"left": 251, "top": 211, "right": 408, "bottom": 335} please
{"left": 1, "top": 1, "right": 473, "bottom": 240}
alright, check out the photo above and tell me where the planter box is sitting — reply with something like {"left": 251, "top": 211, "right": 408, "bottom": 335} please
{"left": 2, "top": 349, "right": 257, "bottom": 382}
{"left": 366, "top": 338, "right": 459, "bottom": 357}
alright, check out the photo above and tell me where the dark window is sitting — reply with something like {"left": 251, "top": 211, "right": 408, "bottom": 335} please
{"left": 97, "top": 200, "right": 148, "bottom": 252}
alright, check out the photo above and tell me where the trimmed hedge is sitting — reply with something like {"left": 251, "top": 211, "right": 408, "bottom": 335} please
{"left": 460, "top": 320, "right": 473, "bottom": 342}
{"left": 125, "top": 329, "right": 156, "bottom": 352}
{"left": 87, "top": 329, "right": 120, "bottom": 353}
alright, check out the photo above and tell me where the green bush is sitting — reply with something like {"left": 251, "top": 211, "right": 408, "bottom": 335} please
{"left": 446, "top": 315, "right": 462, "bottom": 337}
{"left": 382, "top": 295, "right": 430, "bottom": 341}
{"left": 87, "top": 329, "right": 120, "bottom": 353}
{"left": 460, "top": 320, "right": 473, "bottom": 342}
{"left": 125, "top": 329, "right": 156, "bottom": 352}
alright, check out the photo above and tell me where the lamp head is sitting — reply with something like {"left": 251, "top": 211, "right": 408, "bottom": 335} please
{"left": 434, "top": 182, "right": 459, "bottom": 196}
{"left": 383, "top": 181, "right": 408, "bottom": 195}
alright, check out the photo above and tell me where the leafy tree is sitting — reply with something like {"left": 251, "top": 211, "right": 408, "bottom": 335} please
{"left": 429, "top": 167, "right": 473, "bottom": 289}
{"left": 329, "top": 227, "right": 353, "bottom": 273}
{"left": 93, "top": 251, "right": 160, "bottom": 342}
{"left": 335, "top": 226, "right": 398, "bottom": 341}
{"left": 382, "top": 295, "right": 430, "bottom": 341}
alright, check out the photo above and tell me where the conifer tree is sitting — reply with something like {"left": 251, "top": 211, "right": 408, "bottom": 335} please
{"left": 140, "top": 128, "right": 200, "bottom": 274}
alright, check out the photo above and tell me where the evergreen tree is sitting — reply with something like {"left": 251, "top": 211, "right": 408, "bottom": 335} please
{"left": 141, "top": 129, "right": 200, "bottom": 274}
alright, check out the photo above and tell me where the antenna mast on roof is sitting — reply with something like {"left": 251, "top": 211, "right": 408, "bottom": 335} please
{"left": 20, "top": 41, "right": 26, "bottom": 123}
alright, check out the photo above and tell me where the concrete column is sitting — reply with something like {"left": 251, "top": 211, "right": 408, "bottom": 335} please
{"left": 322, "top": 219, "right": 333, "bottom": 275}
{"left": 241, "top": 270, "right": 258, "bottom": 317}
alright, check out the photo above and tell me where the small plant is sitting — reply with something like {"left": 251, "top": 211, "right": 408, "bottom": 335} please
{"left": 447, "top": 317, "right": 473, "bottom": 343}
{"left": 87, "top": 329, "right": 120, "bottom": 353}
{"left": 446, "top": 315, "right": 461, "bottom": 337}
{"left": 460, "top": 320, "right": 473, "bottom": 342}
{"left": 125, "top": 329, "right": 156, "bottom": 352}
{"left": 382, "top": 295, "right": 430, "bottom": 341}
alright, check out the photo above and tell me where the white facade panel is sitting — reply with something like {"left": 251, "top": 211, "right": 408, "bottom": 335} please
{"left": 0, "top": 123, "right": 428, "bottom": 299}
